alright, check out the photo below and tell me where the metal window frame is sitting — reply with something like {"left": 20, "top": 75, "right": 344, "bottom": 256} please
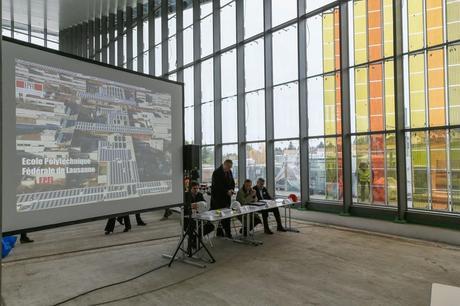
{"left": 108, "top": 13, "right": 116, "bottom": 65}
{"left": 137, "top": 3, "right": 144, "bottom": 72}
{"left": 126, "top": 6, "right": 133, "bottom": 70}
{"left": 117, "top": 9, "right": 124, "bottom": 67}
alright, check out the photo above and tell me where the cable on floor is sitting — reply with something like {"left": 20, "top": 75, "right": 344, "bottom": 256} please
{"left": 51, "top": 263, "right": 169, "bottom": 306}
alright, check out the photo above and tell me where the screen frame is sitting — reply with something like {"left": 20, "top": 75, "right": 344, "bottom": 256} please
{"left": 2, "top": 37, "right": 185, "bottom": 236}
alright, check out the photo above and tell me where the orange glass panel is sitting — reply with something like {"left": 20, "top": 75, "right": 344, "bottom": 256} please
{"left": 426, "top": 0, "right": 444, "bottom": 47}
{"left": 368, "top": 0, "right": 382, "bottom": 61}
{"left": 369, "top": 63, "right": 384, "bottom": 131}
{"left": 427, "top": 49, "right": 445, "bottom": 126}
{"left": 371, "top": 134, "right": 385, "bottom": 203}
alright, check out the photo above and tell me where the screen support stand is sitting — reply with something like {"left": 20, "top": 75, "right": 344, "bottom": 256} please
{"left": 162, "top": 209, "right": 215, "bottom": 268}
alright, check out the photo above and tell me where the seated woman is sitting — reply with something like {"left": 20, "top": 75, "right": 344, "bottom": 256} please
{"left": 236, "top": 179, "right": 262, "bottom": 235}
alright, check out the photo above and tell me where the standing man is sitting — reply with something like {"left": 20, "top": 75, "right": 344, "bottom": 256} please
{"left": 253, "top": 178, "right": 286, "bottom": 234}
{"left": 357, "top": 161, "right": 371, "bottom": 202}
{"left": 211, "top": 159, "right": 235, "bottom": 238}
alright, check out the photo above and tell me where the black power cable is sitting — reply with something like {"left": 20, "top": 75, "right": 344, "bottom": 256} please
{"left": 52, "top": 263, "right": 169, "bottom": 306}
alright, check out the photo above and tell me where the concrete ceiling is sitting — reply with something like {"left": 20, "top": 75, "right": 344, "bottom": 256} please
{"left": 2, "top": 0, "right": 153, "bottom": 33}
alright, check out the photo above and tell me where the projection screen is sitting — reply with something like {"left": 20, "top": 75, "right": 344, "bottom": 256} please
{"left": 2, "top": 39, "right": 184, "bottom": 233}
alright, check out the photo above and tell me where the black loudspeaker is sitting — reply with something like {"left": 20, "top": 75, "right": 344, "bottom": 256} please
{"left": 183, "top": 145, "right": 200, "bottom": 171}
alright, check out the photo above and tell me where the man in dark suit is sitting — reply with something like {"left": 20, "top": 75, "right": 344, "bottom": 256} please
{"left": 211, "top": 159, "right": 235, "bottom": 238}
{"left": 184, "top": 181, "right": 214, "bottom": 250}
{"left": 253, "top": 178, "right": 286, "bottom": 234}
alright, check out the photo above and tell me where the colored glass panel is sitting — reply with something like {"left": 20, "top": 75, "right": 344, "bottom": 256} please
{"left": 386, "top": 134, "right": 397, "bottom": 205}
{"left": 369, "top": 63, "right": 384, "bottom": 131}
{"left": 408, "top": 0, "right": 424, "bottom": 51}
{"left": 355, "top": 67, "right": 369, "bottom": 132}
{"left": 409, "top": 53, "right": 426, "bottom": 128}
{"left": 324, "top": 74, "right": 337, "bottom": 135}
{"left": 411, "top": 132, "right": 429, "bottom": 209}
{"left": 354, "top": 0, "right": 368, "bottom": 64}
{"left": 429, "top": 130, "right": 448, "bottom": 210}
{"left": 322, "top": 12, "right": 335, "bottom": 73}
{"left": 448, "top": 45, "right": 460, "bottom": 125}
{"left": 368, "top": 0, "right": 382, "bottom": 61}
{"left": 451, "top": 130, "right": 460, "bottom": 212}
{"left": 370, "top": 134, "right": 385, "bottom": 203}
{"left": 384, "top": 60, "right": 395, "bottom": 130}
{"left": 427, "top": 49, "right": 446, "bottom": 126}
{"left": 325, "top": 138, "right": 342, "bottom": 200}
{"left": 383, "top": 0, "right": 394, "bottom": 57}
{"left": 334, "top": 8, "right": 341, "bottom": 70}
{"left": 447, "top": 0, "right": 460, "bottom": 42}
{"left": 426, "top": 0, "right": 444, "bottom": 47}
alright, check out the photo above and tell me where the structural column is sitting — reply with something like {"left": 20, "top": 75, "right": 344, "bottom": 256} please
{"left": 117, "top": 9, "right": 124, "bottom": 67}
{"left": 236, "top": 0, "right": 246, "bottom": 185}
{"left": 263, "top": 0, "right": 275, "bottom": 196}
{"left": 95, "top": 17, "right": 101, "bottom": 61}
{"left": 393, "top": 0, "right": 407, "bottom": 221}
{"left": 102, "top": 15, "right": 108, "bottom": 63}
{"left": 213, "top": 0, "right": 222, "bottom": 167}
{"left": 161, "top": 0, "right": 169, "bottom": 75}
{"left": 109, "top": 13, "right": 116, "bottom": 65}
{"left": 339, "top": 2, "right": 352, "bottom": 214}
{"left": 193, "top": 0, "right": 202, "bottom": 149}
{"left": 137, "top": 3, "right": 144, "bottom": 72}
{"left": 88, "top": 19, "right": 94, "bottom": 59}
{"left": 148, "top": 0, "right": 155, "bottom": 74}
{"left": 126, "top": 6, "right": 133, "bottom": 70}
{"left": 298, "top": 0, "right": 309, "bottom": 203}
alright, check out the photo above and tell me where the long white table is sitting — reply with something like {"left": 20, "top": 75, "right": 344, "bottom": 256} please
{"left": 164, "top": 199, "right": 301, "bottom": 267}
{"left": 193, "top": 199, "right": 301, "bottom": 248}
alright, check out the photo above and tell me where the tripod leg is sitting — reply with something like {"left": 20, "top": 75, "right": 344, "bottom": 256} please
{"left": 192, "top": 228, "right": 216, "bottom": 263}
{"left": 168, "top": 218, "right": 195, "bottom": 267}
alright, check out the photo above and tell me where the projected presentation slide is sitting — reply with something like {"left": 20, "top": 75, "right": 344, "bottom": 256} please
{"left": 2, "top": 38, "right": 183, "bottom": 232}
{"left": 15, "top": 59, "right": 173, "bottom": 212}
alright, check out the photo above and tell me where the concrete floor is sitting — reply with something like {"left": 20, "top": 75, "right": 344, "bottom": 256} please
{"left": 2, "top": 210, "right": 460, "bottom": 306}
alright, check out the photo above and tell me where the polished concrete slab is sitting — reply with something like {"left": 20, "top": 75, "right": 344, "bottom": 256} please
{"left": 2, "top": 210, "right": 460, "bottom": 306}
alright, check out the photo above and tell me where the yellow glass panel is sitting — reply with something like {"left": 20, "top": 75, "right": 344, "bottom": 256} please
{"left": 426, "top": 0, "right": 444, "bottom": 46}
{"left": 384, "top": 61, "right": 395, "bottom": 130}
{"left": 448, "top": 45, "right": 460, "bottom": 124}
{"left": 427, "top": 49, "right": 445, "bottom": 126}
{"left": 447, "top": 0, "right": 460, "bottom": 42}
{"left": 354, "top": 0, "right": 368, "bottom": 64}
{"left": 383, "top": 0, "right": 394, "bottom": 57}
{"left": 355, "top": 67, "right": 369, "bottom": 132}
{"left": 429, "top": 131, "right": 448, "bottom": 211}
{"left": 323, "top": 12, "right": 335, "bottom": 73}
{"left": 324, "top": 75, "right": 336, "bottom": 135}
{"left": 325, "top": 138, "right": 338, "bottom": 200}
{"left": 408, "top": 0, "right": 424, "bottom": 51}
{"left": 409, "top": 53, "right": 426, "bottom": 128}
{"left": 411, "top": 132, "right": 429, "bottom": 209}
{"left": 385, "top": 134, "right": 397, "bottom": 206}
{"left": 451, "top": 130, "right": 460, "bottom": 212}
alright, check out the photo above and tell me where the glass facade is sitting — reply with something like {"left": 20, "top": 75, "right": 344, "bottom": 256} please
{"left": 10, "top": 0, "right": 460, "bottom": 226}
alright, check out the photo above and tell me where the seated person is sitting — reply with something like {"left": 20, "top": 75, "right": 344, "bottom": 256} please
{"left": 236, "top": 179, "right": 262, "bottom": 235}
{"left": 184, "top": 181, "right": 214, "bottom": 248}
{"left": 253, "top": 178, "right": 286, "bottom": 234}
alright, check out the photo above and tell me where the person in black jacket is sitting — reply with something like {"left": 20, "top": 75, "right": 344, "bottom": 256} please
{"left": 184, "top": 181, "right": 214, "bottom": 249}
{"left": 210, "top": 160, "right": 235, "bottom": 238}
{"left": 253, "top": 178, "right": 286, "bottom": 234}
{"left": 105, "top": 215, "right": 131, "bottom": 235}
